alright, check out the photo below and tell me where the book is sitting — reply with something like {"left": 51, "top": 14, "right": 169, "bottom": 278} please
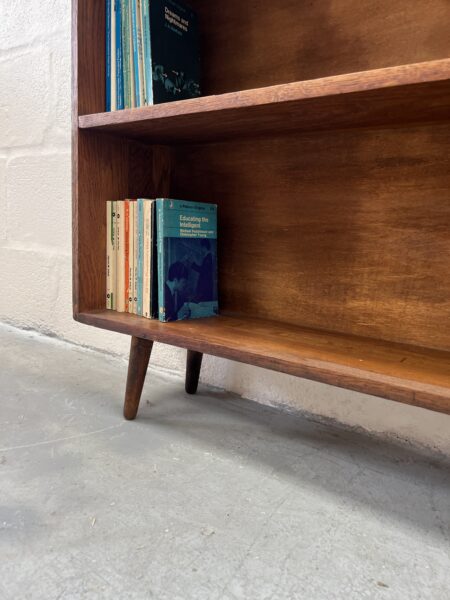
{"left": 106, "top": 201, "right": 114, "bottom": 308}
{"left": 111, "top": 0, "right": 117, "bottom": 110}
{"left": 137, "top": 198, "right": 144, "bottom": 315}
{"left": 128, "top": 200, "right": 135, "bottom": 313}
{"left": 116, "top": 200, "right": 125, "bottom": 311}
{"left": 132, "top": 200, "right": 139, "bottom": 313}
{"left": 124, "top": 200, "right": 131, "bottom": 311}
{"left": 121, "top": 0, "right": 132, "bottom": 109}
{"left": 149, "top": 0, "right": 201, "bottom": 104}
{"left": 156, "top": 198, "right": 218, "bottom": 322}
{"left": 106, "top": 0, "right": 112, "bottom": 112}
{"left": 131, "top": 0, "right": 142, "bottom": 107}
{"left": 142, "top": 199, "right": 155, "bottom": 318}
{"left": 141, "top": 0, "right": 153, "bottom": 105}
{"left": 115, "top": 0, "right": 124, "bottom": 110}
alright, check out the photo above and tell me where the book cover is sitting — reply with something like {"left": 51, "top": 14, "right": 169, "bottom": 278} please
{"left": 133, "top": 200, "right": 139, "bottom": 313}
{"left": 128, "top": 201, "right": 136, "bottom": 313}
{"left": 124, "top": 200, "right": 131, "bottom": 312}
{"left": 111, "top": 0, "right": 117, "bottom": 110}
{"left": 121, "top": 0, "right": 132, "bottom": 109}
{"left": 156, "top": 198, "right": 218, "bottom": 322}
{"left": 106, "top": 201, "right": 113, "bottom": 308}
{"left": 106, "top": 0, "right": 112, "bottom": 112}
{"left": 136, "top": 0, "right": 146, "bottom": 107}
{"left": 141, "top": 0, "right": 153, "bottom": 105}
{"left": 116, "top": 200, "right": 125, "bottom": 311}
{"left": 115, "top": 0, "right": 124, "bottom": 110}
{"left": 129, "top": 0, "right": 136, "bottom": 108}
{"left": 137, "top": 199, "right": 144, "bottom": 315}
{"left": 142, "top": 200, "right": 155, "bottom": 318}
{"left": 131, "top": 0, "right": 141, "bottom": 106}
{"left": 149, "top": 0, "right": 201, "bottom": 103}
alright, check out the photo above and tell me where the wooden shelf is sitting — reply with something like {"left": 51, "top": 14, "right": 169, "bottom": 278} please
{"left": 78, "top": 59, "right": 450, "bottom": 143}
{"left": 76, "top": 311, "right": 450, "bottom": 414}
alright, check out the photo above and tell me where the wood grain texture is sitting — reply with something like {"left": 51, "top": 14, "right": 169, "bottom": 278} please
{"left": 123, "top": 336, "right": 153, "bottom": 420}
{"left": 73, "top": 0, "right": 450, "bottom": 414}
{"left": 76, "top": 311, "right": 450, "bottom": 414}
{"left": 185, "top": 351, "right": 203, "bottom": 395}
{"left": 191, "top": 0, "right": 450, "bottom": 94}
{"left": 78, "top": 60, "right": 450, "bottom": 143}
{"left": 171, "top": 123, "right": 450, "bottom": 352}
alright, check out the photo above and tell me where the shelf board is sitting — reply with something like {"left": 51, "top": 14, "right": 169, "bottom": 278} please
{"left": 76, "top": 310, "right": 450, "bottom": 414}
{"left": 78, "top": 59, "right": 450, "bottom": 143}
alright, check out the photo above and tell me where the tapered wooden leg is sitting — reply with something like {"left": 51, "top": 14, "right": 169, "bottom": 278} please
{"left": 123, "top": 336, "right": 153, "bottom": 420}
{"left": 185, "top": 350, "right": 203, "bottom": 394}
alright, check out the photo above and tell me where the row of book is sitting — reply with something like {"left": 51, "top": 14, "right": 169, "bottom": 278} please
{"left": 106, "top": 0, "right": 201, "bottom": 111}
{"left": 106, "top": 198, "right": 218, "bottom": 322}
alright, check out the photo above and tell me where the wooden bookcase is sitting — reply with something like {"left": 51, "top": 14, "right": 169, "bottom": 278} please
{"left": 72, "top": 1, "right": 450, "bottom": 420}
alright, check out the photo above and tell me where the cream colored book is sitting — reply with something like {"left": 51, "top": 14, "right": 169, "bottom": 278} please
{"left": 116, "top": 200, "right": 125, "bottom": 312}
{"left": 106, "top": 201, "right": 114, "bottom": 309}
{"left": 128, "top": 201, "right": 135, "bottom": 313}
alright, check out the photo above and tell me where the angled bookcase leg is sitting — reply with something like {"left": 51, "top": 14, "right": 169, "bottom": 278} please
{"left": 123, "top": 336, "right": 154, "bottom": 420}
{"left": 185, "top": 350, "right": 203, "bottom": 395}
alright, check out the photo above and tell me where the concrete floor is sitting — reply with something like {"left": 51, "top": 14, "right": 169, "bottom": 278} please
{"left": 0, "top": 325, "right": 449, "bottom": 600}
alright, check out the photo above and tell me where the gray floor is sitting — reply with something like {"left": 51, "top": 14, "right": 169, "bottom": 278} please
{"left": 0, "top": 326, "right": 449, "bottom": 600}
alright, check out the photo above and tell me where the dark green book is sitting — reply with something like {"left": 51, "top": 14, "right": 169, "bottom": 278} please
{"left": 144, "top": 0, "right": 201, "bottom": 104}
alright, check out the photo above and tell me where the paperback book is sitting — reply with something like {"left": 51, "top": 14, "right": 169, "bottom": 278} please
{"left": 106, "top": 0, "right": 201, "bottom": 110}
{"left": 156, "top": 198, "right": 218, "bottom": 322}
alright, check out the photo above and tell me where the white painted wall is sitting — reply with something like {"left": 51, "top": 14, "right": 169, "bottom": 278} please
{"left": 0, "top": 1, "right": 448, "bottom": 453}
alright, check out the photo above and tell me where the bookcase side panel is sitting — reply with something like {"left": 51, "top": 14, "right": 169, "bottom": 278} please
{"left": 191, "top": 0, "right": 450, "bottom": 95}
{"left": 75, "top": 0, "right": 106, "bottom": 115}
{"left": 170, "top": 122, "right": 450, "bottom": 352}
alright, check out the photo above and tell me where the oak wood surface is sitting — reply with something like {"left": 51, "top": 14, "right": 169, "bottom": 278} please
{"left": 191, "top": 0, "right": 450, "bottom": 95}
{"left": 78, "top": 60, "right": 450, "bottom": 143}
{"left": 123, "top": 336, "right": 153, "bottom": 420}
{"left": 76, "top": 310, "right": 450, "bottom": 414}
{"left": 171, "top": 123, "right": 450, "bottom": 352}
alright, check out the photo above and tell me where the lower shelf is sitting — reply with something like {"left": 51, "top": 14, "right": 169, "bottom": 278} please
{"left": 76, "top": 310, "right": 450, "bottom": 414}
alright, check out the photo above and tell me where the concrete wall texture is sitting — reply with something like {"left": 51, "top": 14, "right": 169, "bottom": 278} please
{"left": 0, "top": 1, "right": 449, "bottom": 453}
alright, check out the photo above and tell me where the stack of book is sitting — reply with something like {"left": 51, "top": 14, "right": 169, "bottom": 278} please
{"left": 106, "top": 0, "right": 201, "bottom": 111}
{"left": 106, "top": 198, "right": 218, "bottom": 322}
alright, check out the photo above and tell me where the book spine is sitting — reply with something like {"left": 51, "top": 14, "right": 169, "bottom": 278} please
{"left": 141, "top": 0, "right": 153, "bottom": 105}
{"left": 106, "top": 0, "right": 111, "bottom": 112}
{"left": 111, "top": 200, "right": 117, "bottom": 309}
{"left": 131, "top": 0, "right": 140, "bottom": 107}
{"left": 121, "top": 0, "right": 131, "bottom": 109}
{"left": 133, "top": 200, "right": 139, "bottom": 314}
{"left": 106, "top": 201, "right": 112, "bottom": 308}
{"left": 150, "top": 200, "right": 157, "bottom": 317}
{"left": 111, "top": 0, "right": 117, "bottom": 110}
{"left": 124, "top": 200, "right": 130, "bottom": 311}
{"left": 129, "top": 1, "right": 136, "bottom": 108}
{"left": 136, "top": 0, "right": 146, "bottom": 107}
{"left": 156, "top": 199, "right": 166, "bottom": 322}
{"left": 137, "top": 199, "right": 143, "bottom": 316}
{"left": 130, "top": 201, "right": 136, "bottom": 313}
{"left": 142, "top": 200, "right": 151, "bottom": 318}
{"left": 116, "top": 200, "right": 125, "bottom": 311}
{"left": 115, "top": 0, "right": 124, "bottom": 110}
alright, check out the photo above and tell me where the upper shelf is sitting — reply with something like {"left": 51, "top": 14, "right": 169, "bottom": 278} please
{"left": 78, "top": 59, "right": 450, "bottom": 143}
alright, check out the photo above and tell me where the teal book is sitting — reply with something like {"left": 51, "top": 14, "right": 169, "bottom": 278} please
{"left": 142, "top": 0, "right": 201, "bottom": 104}
{"left": 121, "top": 0, "right": 132, "bottom": 108}
{"left": 156, "top": 199, "right": 218, "bottom": 322}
